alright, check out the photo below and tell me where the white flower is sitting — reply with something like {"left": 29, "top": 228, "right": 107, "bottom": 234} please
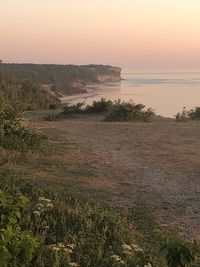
{"left": 58, "top": 243, "right": 65, "bottom": 248}
{"left": 63, "top": 248, "right": 73, "bottom": 254}
{"left": 69, "top": 263, "right": 79, "bottom": 267}
{"left": 122, "top": 244, "right": 132, "bottom": 251}
{"left": 67, "top": 243, "right": 76, "bottom": 249}
{"left": 111, "top": 254, "right": 125, "bottom": 264}
{"left": 33, "top": 211, "right": 40, "bottom": 216}
{"left": 131, "top": 244, "right": 143, "bottom": 252}
{"left": 38, "top": 197, "right": 46, "bottom": 201}
{"left": 51, "top": 246, "right": 59, "bottom": 252}
{"left": 46, "top": 203, "right": 53, "bottom": 208}
{"left": 36, "top": 203, "right": 44, "bottom": 208}
{"left": 144, "top": 263, "right": 152, "bottom": 267}
{"left": 38, "top": 196, "right": 52, "bottom": 203}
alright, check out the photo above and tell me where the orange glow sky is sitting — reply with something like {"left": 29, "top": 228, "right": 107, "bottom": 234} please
{"left": 1, "top": 0, "right": 200, "bottom": 70}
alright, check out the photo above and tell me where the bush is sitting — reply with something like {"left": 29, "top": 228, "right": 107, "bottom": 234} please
{"left": 0, "top": 95, "right": 48, "bottom": 153}
{"left": 188, "top": 107, "right": 200, "bottom": 120}
{"left": 49, "top": 104, "right": 58, "bottom": 110}
{"left": 85, "top": 98, "right": 113, "bottom": 113}
{"left": 0, "top": 190, "right": 38, "bottom": 267}
{"left": 59, "top": 102, "right": 85, "bottom": 117}
{"left": 54, "top": 99, "right": 154, "bottom": 123}
{"left": 105, "top": 100, "right": 154, "bottom": 122}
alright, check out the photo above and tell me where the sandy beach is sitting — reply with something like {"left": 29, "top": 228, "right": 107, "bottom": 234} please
{"left": 60, "top": 86, "right": 100, "bottom": 103}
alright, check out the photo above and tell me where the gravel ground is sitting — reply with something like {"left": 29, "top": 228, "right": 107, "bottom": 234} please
{"left": 33, "top": 115, "right": 200, "bottom": 240}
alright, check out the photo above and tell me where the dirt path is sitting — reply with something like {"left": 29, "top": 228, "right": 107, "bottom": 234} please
{"left": 33, "top": 115, "right": 200, "bottom": 239}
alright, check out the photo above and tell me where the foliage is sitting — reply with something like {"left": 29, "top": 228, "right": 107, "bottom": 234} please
{"left": 59, "top": 102, "right": 85, "bottom": 117}
{"left": 0, "top": 74, "right": 60, "bottom": 110}
{"left": 0, "top": 190, "right": 38, "bottom": 267}
{"left": 0, "top": 97, "right": 48, "bottom": 152}
{"left": 0, "top": 63, "right": 120, "bottom": 96}
{"left": 48, "top": 99, "right": 154, "bottom": 122}
{"left": 0, "top": 175, "right": 199, "bottom": 267}
{"left": 104, "top": 100, "right": 154, "bottom": 122}
{"left": 188, "top": 107, "right": 200, "bottom": 121}
{"left": 175, "top": 107, "right": 189, "bottom": 122}
{"left": 84, "top": 98, "right": 113, "bottom": 113}
{"left": 161, "top": 238, "right": 199, "bottom": 267}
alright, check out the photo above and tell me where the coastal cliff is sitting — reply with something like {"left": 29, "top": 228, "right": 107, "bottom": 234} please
{"left": 0, "top": 64, "right": 121, "bottom": 96}
{"left": 89, "top": 65, "right": 122, "bottom": 83}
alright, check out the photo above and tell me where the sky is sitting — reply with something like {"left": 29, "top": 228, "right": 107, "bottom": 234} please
{"left": 1, "top": 0, "right": 200, "bottom": 70}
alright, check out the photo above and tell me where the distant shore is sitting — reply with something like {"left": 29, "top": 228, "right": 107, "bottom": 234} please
{"left": 60, "top": 85, "right": 100, "bottom": 103}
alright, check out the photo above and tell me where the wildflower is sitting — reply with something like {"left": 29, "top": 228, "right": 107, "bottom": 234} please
{"left": 36, "top": 203, "right": 44, "bottom": 208}
{"left": 122, "top": 244, "right": 132, "bottom": 251}
{"left": 131, "top": 244, "right": 143, "bottom": 252}
{"left": 46, "top": 203, "right": 53, "bottom": 208}
{"left": 58, "top": 243, "right": 65, "bottom": 248}
{"left": 63, "top": 248, "right": 73, "bottom": 254}
{"left": 33, "top": 210, "right": 40, "bottom": 216}
{"left": 67, "top": 243, "right": 76, "bottom": 249}
{"left": 38, "top": 196, "right": 52, "bottom": 202}
{"left": 111, "top": 254, "right": 122, "bottom": 262}
{"left": 38, "top": 197, "right": 46, "bottom": 201}
{"left": 144, "top": 263, "right": 152, "bottom": 267}
{"left": 45, "top": 198, "right": 52, "bottom": 203}
{"left": 122, "top": 243, "right": 134, "bottom": 254}
{"left": 51, "top": 246, "right": 59, "bottom": 252}
{"left": 69, "top": 263, "right": 79, "bottom": 267}
{"left": 111, "top": 254, "right": 125, "bottom": 264}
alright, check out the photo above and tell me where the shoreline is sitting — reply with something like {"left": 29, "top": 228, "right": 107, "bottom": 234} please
{"left": 60, "top": 84, "right": 102, "bottom": 103}
{"left": 60, "top": 80, "right": 122, "bottom": 103}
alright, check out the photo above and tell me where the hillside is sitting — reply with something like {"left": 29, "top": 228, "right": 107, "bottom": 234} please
{"left": 0, "top": 63, "right": 121, "bottom": 95}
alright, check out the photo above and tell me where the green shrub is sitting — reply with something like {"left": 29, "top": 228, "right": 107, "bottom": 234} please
{"left": 161, "top": 238, "right": 199, "bottom": 267}
{"left": 49, "top": 104, "right": 58, "bottom": 110}
{"left": 54, "top": 99, "right": 154, "bottom": 123}
{"left": 59, "top": 102, "right": 85, "bottom": 117}
{"left": 85, "top": 98, "right": 113, "bottom": 113}
{"left": 0, "top": 95, "right": 48, "bottom": 153}
{"left": 188, "top": 107, "right": 200, "bottom": 120}
{"left": 0, "top": 190, "right": 38, "bottom": 267}
{"left": 105, "top": 100, "right": 154, "bottom": 122}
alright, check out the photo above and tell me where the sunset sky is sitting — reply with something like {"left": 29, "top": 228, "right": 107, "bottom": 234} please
{"left": 1, "top": 0, "right": 200, "bottom": 70}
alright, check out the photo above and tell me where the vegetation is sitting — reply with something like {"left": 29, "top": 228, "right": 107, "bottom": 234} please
{"left": 1, "top": 74, "right": 200, "bottom": 266}
{"left": 84, "top": 98, "right": 113, "bottom": 113}
{"left": 46, "top": 99, "right": 155, "bottom": 122}
{"left": 0, "top": 190, "right": 38, "bottom": 267}
{"left": 0, "top": 174, "right": 199, "bottom": 267}
{"left": 0, "top": 94, "right": 48, "bottom": 167}
{"left": 0, "top": 74, "right": 60, "bottom": 110}
{"left": 104, "top": 100, "right": 154, "bottom": 122}
{"left": 0, "top": 63, "right": 120, "bottom": 96}
{"left": 188, "top": 107, "right": 200, "bottom": 121}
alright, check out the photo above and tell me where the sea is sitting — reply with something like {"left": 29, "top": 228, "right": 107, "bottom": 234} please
{"left": 69, "top": 71, "right": 200, "bottom": 118}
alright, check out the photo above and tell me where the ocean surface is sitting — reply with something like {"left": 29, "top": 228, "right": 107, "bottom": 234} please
{"left": 71, "top": 72, "right": 200, "bottom": 117}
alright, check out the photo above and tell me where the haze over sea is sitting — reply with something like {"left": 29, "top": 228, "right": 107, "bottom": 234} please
{"left": 71, "top": 71, "right": 200, "bottom": 118}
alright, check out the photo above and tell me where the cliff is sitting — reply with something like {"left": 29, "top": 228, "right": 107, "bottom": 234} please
{"left": 0, "top": 64, "right": 122, "bottom": 95}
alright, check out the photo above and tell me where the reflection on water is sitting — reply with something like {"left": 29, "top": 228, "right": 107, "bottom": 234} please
{"left": 72, "top": 72, "right": 200, "bottom": 117}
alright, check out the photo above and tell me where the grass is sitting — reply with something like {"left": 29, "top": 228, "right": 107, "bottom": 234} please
{"left": 1, "top": 100, "right": 200, "bottom": 266}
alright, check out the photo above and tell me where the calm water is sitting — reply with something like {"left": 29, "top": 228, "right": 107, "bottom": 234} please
{"left": 72, "top": 72, "right": 200, "bottom": 117}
